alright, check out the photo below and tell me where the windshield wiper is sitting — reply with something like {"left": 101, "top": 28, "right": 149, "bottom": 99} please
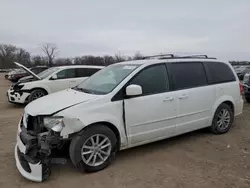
{"left": 72, "top": 87, "right": 94, "bottom": 94}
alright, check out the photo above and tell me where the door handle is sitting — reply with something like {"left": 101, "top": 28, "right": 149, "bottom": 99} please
{"left": 179, "top": 94, "right": 188, "bottom": 99}
{"left": 163, "top": 97, "right": 174, "bottom": 102}
{"left": 70, "top": 80, "right": 76, "bottom": 82}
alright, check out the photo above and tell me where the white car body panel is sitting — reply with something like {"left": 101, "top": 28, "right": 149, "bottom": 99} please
{"left": 175, "top": 85, "right": 216, "bottom": 135}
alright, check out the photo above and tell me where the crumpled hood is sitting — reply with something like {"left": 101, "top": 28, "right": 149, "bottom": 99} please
{"left": 25, "top": 89, "right": 99, "bottom": 116}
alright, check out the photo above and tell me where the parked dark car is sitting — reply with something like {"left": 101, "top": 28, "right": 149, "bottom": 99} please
{"left": 243, "top": 73, "right": 250, "bottom": 103}
{"left": 236, "top": 66, "right": 250, "bottom": 80}
{"left": 8, "top": 66, "right": 48, "bottom": 82}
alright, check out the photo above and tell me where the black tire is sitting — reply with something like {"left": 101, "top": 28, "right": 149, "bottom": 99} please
{"left": 28, "top": 89, "right": 47, "bottom": 103}
{"left": 69, "top": 125, "right": 117, "bottom": 173}
{"left": 210, "top": 103, "right": 234, "bottom": 134}
{"left": 245, "top": 97, "right": 250, "bottom": 103}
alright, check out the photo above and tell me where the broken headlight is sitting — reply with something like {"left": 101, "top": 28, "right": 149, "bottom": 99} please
{"left": 43, "top": 117, "right": 65, "bottom": 132}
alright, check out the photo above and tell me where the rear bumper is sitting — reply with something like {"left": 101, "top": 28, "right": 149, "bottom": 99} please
{"left": 235, "top": 98, "right": 244, "bottom": 116}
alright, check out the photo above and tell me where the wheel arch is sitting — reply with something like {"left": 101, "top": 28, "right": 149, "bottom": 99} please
{"left": 24, "top": 87, "right": 50, "bottom": 102}
{"left": 30, "top": 87, "right": 49, "bottom": 94}
{"left": 222, "top": 100, "right": 234, "bottom": 114}
{"left": 76, "top": 121, "right": 121, "bottom": 151}
{"left": 212, "top": 96, "right": 235, "bottom": 118}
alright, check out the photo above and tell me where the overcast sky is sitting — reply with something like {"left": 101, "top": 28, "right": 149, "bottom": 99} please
{"left": 0, "top": 0, "right": 249, "bottom": 60}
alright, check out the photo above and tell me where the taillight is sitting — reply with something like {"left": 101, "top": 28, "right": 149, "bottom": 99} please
{"left": 239, "top": 82, "right": 243, "bottom": 95}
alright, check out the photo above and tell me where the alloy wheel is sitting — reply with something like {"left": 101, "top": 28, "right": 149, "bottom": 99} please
{"left": 81, "top": 134, "right": 112, "bottom": 167}
{"left": 216, "top": 109, "right": 230, "bottom": 131}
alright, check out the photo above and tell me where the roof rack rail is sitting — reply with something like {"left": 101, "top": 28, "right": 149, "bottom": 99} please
{"left": 142, "top": 54, "right": 174, "bottom": 59}
{"left": 159, "top": 54, "right": 217, "bottom": 60}
{"left": 142, "top": 54, "right": 216, "bottom": 60}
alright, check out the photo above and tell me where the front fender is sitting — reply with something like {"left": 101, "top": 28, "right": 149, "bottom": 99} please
{"left": 22, "top": 83, "right": 51, "bottom": 94}
{"left": 59, "top": 112, "right": 127, "bottom": 147}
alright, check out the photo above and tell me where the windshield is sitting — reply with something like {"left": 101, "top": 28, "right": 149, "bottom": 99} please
{"left": 38, "top": 67, "right": 59, "bottom": 79}
{"left": 74, "top": 64, "right": 140, "bottom": 94}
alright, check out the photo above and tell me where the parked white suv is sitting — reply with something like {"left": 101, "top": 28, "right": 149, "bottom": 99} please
{"left": 7, "top": 62, "right": 103, "bottom": 104}
{"left": 15, "top": 55, "right": 243, "bottom": 182}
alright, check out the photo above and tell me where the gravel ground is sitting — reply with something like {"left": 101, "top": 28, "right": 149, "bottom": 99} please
{"left": 0, "top": 73, "right": 250, "bottom": 188}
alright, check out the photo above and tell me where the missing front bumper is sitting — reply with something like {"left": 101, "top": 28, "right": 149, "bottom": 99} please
{"left": 15, "top": 129, "right": 53, "bottom": 182}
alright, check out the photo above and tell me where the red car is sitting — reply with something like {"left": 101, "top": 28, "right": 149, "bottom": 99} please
{"left": 8, "top": 66, "right": 48, "bottom": 82}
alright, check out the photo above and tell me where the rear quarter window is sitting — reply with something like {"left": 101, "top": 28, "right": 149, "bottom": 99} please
{"left": 204, "top": 62, "right": 236, "bottom": 84}
{"left": 168, "top": 62, "right": 207, "bottom": 90}
{"left": 76, "top": 68, "right": 101, "bottom": 77}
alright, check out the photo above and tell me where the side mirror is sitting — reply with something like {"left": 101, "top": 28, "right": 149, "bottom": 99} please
{"left": 126, "top": 84, "right": 142, "bottom": 96}
{"left": 51, "top": 75, "right": 58, "bottom": 80}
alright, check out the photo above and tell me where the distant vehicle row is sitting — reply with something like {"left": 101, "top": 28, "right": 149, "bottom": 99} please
{"left": 233, "top": 65, "right": 250, "bottom": 80}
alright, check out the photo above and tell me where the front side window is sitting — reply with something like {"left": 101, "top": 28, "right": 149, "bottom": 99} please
{"left": 75, "top": 64, "right": 140, "bottom": 94}
{"left": 56, "top": 69, "right": 76, "bottom": 79}
{"left": 204, "top": 62, "right": 236, "bottom": 84}
{"left": 129, "top": 64, "right": 169, "bottom": 95}
{"left": 38, "top": 67, "right": 59, "bottom": 79}
{"left": 168, "top": 62, "right": 207, "bottom": 90}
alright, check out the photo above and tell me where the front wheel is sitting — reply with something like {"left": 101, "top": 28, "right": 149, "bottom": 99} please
{"left": 70, "top": 125, "right": 117, "bottom": 173}
{"left": 210, "top": 103, "right": 234, "bottom": 134}
{"left": 28, "top": 89, "right": 47, "bottom": 103}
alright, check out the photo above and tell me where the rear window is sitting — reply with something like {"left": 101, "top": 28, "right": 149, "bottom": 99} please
{"left": 56, "top": 68, "right": 76, "bottom": 79}
{"left": 204, "top": 62, "right": 236, "bottom": 84}
{"left": 168, "top": 62, "right": 207, "bottom": 90}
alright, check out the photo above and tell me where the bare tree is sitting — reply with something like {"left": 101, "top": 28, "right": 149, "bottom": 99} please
{"left": 31, "top": 55, "right": 47, "bottom": 66}
{"left": 41, "top": 43, "right": 59, "bottom": 67}
{"left": 15, "top": 48, "right": 31, "bottom": 67}
{"left": 133, "top": 51, "right": 143, "bottom": 60}
{"left": 114, "top": 51, "right": 126, "bottom": 62}
{"left": 0, "top": 44, "right": 17, "bottom": 68}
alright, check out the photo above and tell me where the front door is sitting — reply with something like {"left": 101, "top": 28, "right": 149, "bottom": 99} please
{"left": 124, "top": 64, "right": 177, "bottom": 147}
{"left": 47, "top": 68, "right": 76, "bottom": 93}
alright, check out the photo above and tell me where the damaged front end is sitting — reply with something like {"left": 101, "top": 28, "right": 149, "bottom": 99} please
{"left": 15, "top": 114, "right": 67, "bottom": 182}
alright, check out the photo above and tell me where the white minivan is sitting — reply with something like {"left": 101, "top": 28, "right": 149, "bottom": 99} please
{"left": 7, "top": 62, "right": 103, "bottom": 104}
{"left": 15, "top": 55, "right": 243, "bottom": 182}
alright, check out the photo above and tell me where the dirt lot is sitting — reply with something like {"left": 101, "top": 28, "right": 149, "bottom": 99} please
{"left": 0, "top": 73, "right": 250, "bottom": 188}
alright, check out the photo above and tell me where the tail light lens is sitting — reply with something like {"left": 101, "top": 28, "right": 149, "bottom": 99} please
{"left": 239, "top": 82, "right": 243, "bottom": 95}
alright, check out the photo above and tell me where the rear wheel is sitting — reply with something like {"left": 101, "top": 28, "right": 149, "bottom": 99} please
{"left": 28, "top": 89, "right": 47, "bottom": 103}
{"left": 210, "top": 103, "right": 234, "bottom": 134}
{"left": 70, "top": 125, "right": 117, "bottom": 173}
